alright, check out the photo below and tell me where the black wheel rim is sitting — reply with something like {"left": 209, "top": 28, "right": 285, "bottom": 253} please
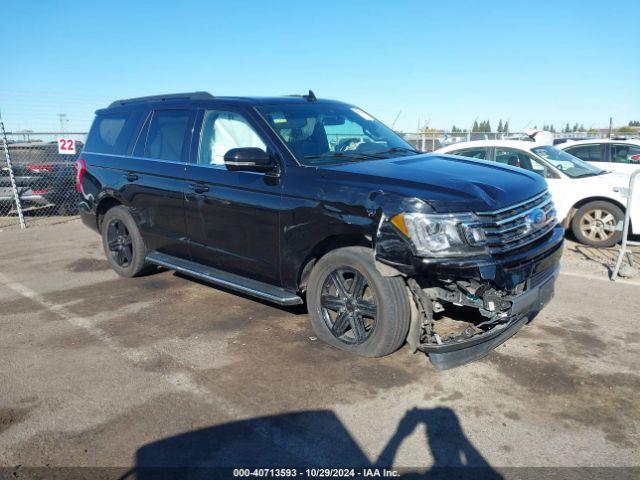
{"left": 106, "top": 219, "right": 133, "bottom": 268}
{"left": 320, "top": 267, "right": 377, "bottom": 345}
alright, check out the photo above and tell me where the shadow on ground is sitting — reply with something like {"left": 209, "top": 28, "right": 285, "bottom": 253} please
{"left": 121, "top": 407, "right": 502, "bottom": 480}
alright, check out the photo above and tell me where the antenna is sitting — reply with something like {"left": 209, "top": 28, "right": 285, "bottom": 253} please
{"left": 304, "top": 90, "right": 317, "bottom": 102}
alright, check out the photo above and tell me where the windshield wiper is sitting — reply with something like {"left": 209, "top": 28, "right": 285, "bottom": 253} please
{"left": 303, "top": 152, "right": 378, "bottom": 161}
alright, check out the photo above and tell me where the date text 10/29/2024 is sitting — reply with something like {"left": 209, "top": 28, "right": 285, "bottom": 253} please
{"left": 233, "top": 468, "right": 400, "bottom": 477}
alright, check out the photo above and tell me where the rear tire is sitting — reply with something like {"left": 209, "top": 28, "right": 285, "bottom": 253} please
{"left": 101, "top": 206, "right": 152, "bottom": 277}
{"left": 571, "top": 201, "right": 623, "bottom": 247}
{"left": 307, "top": 246, "right": 411, "bottom": 357}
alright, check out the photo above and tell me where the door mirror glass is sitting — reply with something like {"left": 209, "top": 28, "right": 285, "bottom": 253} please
{"left": 224, "top": 147, "right": 275, "bottom": 173}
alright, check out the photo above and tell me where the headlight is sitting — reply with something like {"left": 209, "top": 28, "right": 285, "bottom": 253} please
{"left": 390, "top": 212, "right": 486, "bottom": 257}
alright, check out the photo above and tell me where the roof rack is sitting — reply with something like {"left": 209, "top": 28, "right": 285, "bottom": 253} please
{"left": 108, "top": 91, "right": 214, "bottom": 108}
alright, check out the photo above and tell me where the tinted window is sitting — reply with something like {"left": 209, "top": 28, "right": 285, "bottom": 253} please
{"left": 611, "top": 144, "right": 640, "bottom": 164}
{"left": 565, "top": 144, "right": 604, "bottom": 162}
{"left": 145, "top": 110, "right": 191, "bottom": 162}
{"left": 198, "top": 110, "right": 266, "bottom": 166}
{"left": 494, "top": 148, "right": 552, "bottom": 178}
{"left": 450, "top": 148, "right": 488, "bottom": 159}
{"left": 85, "top": 112, "right": 135, "bottom": 154}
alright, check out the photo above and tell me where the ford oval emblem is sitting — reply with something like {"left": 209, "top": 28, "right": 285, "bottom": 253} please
{"left": 528, "top": 208, "right": 546, "bottom": 228}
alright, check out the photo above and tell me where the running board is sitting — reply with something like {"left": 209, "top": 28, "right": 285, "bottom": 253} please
{"left": 146, "top": 251, "right": 303, "bottom": 306}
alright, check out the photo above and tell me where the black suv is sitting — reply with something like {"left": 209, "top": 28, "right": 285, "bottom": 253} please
{"left": 77, "top": 91, "right": 563, "bottom": 369}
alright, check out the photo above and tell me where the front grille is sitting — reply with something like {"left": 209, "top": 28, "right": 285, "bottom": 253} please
{"left": 464, "top": 191, "right": 558, "bottom": 255}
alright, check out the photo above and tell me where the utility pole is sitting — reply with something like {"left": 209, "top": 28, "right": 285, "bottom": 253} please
{"left": 57, "top": 113, "right": 68, "bottom": 133}
{"left": 608, "top": 117, "right": 613, "bottom": 138}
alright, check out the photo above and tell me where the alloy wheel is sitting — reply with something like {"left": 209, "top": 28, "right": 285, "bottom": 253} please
{"left": 320, "top": 267, "right": 377, "bottom": 345}
{"left": 579, "top": 209, "right": 617, "bottom": 242}
{"left": 106, "top": 219, "right": 133, "bottom": 267}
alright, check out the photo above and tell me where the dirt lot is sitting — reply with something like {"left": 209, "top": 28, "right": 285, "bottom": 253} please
{"left": 0, "top": 218, "right": 639, "bottom": 478}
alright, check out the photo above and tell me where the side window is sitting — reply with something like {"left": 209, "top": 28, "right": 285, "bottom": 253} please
{"left": 566, "top": 144, "right": 604, "bottom": 162}
{"left": 85, "top": 112, "right": 139, "bottom": 155}
{"left": 198, "top": 110, "right": 266, "bottom": 166}
{"left": 144, "top": 109, "right": 192, "bottom": 162}
{"left": 611, "top": 144, "right": 640, "bottom": 164}
{"left": 450, "top": 148, "right": 488, "bottom": 159}
{"left": 495, "top": 148, "right": 551, "bottom": 178}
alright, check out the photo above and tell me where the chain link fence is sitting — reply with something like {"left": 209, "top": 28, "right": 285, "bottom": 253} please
{"left": 0, "top": 128, "right": 86, "bottom": 230}
{"left": 0, "top": 114, "right": 635, "bottom": 231}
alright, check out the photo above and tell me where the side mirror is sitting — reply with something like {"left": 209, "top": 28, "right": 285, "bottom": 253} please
{"left": 224, "top": 148, "right": 276, "bottom": 173}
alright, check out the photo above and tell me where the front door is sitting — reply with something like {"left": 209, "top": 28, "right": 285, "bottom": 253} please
{"left": 184, "top": 108, "right": 282, "bottom": 285}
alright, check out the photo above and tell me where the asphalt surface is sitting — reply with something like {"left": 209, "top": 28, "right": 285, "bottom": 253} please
{"left": 0, "top": 219, "right": 639, "bottom": 478}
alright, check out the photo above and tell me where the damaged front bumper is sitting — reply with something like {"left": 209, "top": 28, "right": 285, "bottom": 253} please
{"left": 420, "top": 264, "right": 558, "bottom": 370}
{"left": 395, "top": 226, "right": 564, "bottom": 370}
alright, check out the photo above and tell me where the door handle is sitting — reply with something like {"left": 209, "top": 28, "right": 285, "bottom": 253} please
{"left": 189, "top": 183, "right": 210, "bottom": 194}
{"left": 124, "top": 173, "right": 138, "bottom": 182}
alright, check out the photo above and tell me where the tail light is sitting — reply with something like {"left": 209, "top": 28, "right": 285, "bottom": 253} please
{"left": 74, "top": 158, "right": 86, "bottom": 193}
{"left": 27, "top": 164, "right": 55, "bottom": 173}
{"left": 630, "top": 154, "right": 640, "bottom": 162}
{"left": 32, "top": 189, "right": 51, "bottom": 195}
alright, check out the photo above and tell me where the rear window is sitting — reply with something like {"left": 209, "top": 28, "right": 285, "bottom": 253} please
{"left": 85, "top": 112, "right": 138, "bottom": 155}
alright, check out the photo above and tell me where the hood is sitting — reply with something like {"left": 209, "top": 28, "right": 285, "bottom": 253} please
{"left": 318, "top": 153, "right": 548, "bottom": 213}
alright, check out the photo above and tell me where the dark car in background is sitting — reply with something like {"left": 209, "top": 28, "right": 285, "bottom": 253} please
{"left": 1, "top": 141, "right": 83, "bottom": 215}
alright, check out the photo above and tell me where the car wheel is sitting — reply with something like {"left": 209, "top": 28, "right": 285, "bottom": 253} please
{"left": 571, "top": 201, "right": 623, "bottom": 247}
{"left": 101, "top": 206, "right": 153, "bottom": 277}
{"left": 307, "top": 246, "right": 411, "bottom": 357}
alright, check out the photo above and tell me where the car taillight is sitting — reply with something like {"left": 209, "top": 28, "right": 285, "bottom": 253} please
{"left": 630, "top": 154, "right": 640, "bottom": 162}
{"left": 32, "top": 189, "right": 51, "bottom": 195}
{"left": 27, "top": 164, "right": 55, "bottom": 173}
{"left": 74, "top": 158, "right": 86, "bottom": 193}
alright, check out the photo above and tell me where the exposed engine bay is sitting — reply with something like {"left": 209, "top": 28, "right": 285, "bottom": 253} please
{"left": 403, "top": 267, "right": 557, "bottom": 370}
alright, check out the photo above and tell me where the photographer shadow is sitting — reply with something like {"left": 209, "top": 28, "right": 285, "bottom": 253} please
{"left": 125, "top": 407, "right": 502, "bottom": 479}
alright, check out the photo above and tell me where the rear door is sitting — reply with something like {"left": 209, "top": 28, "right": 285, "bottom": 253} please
{"left": 124, "top": 108, "right": 195, "bottom": 258}
{"left": 184, "top": 106, "right": 282, "bottom": 285}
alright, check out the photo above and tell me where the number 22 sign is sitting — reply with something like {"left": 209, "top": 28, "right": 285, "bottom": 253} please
{"left": 57, "top": 138, "right": 76, "bottom": 155}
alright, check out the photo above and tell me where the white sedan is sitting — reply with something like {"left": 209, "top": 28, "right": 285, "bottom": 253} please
{"left": 558, "top": 138, "right": 640, "bottom": 175}
{"left": 436, "top": 140, "right": 638, "bottom": 247}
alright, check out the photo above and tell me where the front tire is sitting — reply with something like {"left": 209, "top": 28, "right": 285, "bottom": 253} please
{"left": 571, "top": 201, "right": 623, "bottom": 247}
{"left": 101, "top": 206, "right": 152, "bottom": 277}
{"left": 307, "top": 246, "right": 411, "bottom": 357}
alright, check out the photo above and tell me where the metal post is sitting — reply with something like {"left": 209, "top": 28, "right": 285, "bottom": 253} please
{"left": 0, "top": 121, "right": 26, "bottom": 229}
{"left": 611, "top": 169, "right": 640, "bottom": 280}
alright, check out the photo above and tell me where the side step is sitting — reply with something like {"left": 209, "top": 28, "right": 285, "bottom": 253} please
{"left": 146, "top": 251, "right": 303, "bottom": 306}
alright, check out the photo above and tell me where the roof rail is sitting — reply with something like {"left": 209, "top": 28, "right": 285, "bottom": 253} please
{"left": 108, "top": 91, "right": 214, "bottom": 108}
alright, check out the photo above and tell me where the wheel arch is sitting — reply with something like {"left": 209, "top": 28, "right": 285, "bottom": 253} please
{"left": 297, "top": 233, "right": 371, "bottom": 292}
{"left": 565, "top": 196, "right": 627, "bottom": 228}
{"left": 96, "top": 196, "right": 123, "bottom": 232}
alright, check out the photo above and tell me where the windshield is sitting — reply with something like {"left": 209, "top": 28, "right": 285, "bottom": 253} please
{"left": 531, "top": 145, "right": 605, "bottom": 178}
{"left": 257, "top": 103, "right": 417, "bottom": 165}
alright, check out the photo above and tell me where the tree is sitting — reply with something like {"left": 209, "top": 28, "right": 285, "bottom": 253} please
{"left": 579, "top": 124, "right": 585, "bottom": 131}
{"left": 564, "top": 123, "right": 571, "bottom": 133}
{"left": 472, "top": 120, "right": 479, "bottom": 132}
{"left": 497, "top": 119, "right": 503, "bottom": 133}
{"left": 572, "top": 123, "right": 579, "bottom": 132}
{"left": 503, "top": 121, "right": 509, "bottom": 133}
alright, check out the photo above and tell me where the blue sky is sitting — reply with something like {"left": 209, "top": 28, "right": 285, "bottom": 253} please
{"left": 1, "top": 0, "right": 638, "bottom": 133}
